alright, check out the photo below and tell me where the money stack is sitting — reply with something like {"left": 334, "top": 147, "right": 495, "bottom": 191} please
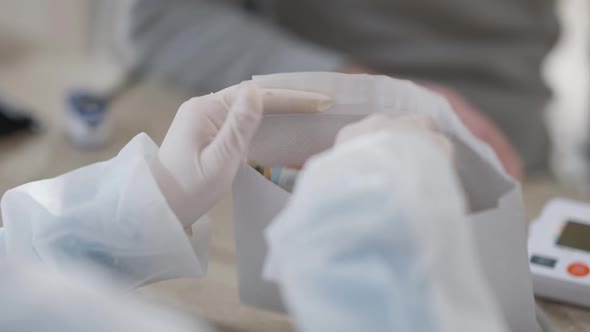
{"left": 248, "top": 161, "right": 300, "bottom": 193}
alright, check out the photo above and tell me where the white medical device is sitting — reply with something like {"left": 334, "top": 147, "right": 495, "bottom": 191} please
{"left": 528, "top": 198, "right": 590, "bottom": 308}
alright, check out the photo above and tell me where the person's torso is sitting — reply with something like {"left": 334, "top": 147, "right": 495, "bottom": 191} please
{"left": 268, "top": 0, "right": 557, "bottom": 91}
{"left": 253, "top": 0, "right": 560, "bottom": 169}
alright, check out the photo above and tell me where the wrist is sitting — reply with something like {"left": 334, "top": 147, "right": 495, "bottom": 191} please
{"left": 149, "top": 156, "right": 200, "bottom": 229}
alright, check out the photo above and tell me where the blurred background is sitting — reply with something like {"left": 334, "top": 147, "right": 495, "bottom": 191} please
{"left": 0, "top": 0, "right": 589, "bottom": 331}
{"left": 0, "top": 0, "right": 187, "bottom": 195}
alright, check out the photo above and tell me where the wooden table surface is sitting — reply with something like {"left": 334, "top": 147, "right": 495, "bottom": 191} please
{"left": 1, "top": 50, "right": 589, "bottom": 331}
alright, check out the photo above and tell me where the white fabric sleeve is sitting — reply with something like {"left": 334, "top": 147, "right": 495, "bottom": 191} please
{"left": 0, "top": 133, "right": 206, "bottom": 288}
{"left": 127, "top": 0, "right": 346, "bottom": 92}
{"left": 0, "top": 262, "right": 215, "bottom": 332}
{"left": 264, "top": 132, "right": 509, "bottom": 332}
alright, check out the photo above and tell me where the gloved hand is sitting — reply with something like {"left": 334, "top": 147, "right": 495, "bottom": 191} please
{"left": 151, "top": 82, "right": 332, "bottom": 227}
{"left": 335, "top": 114, "right": 454, "bottom": 160}
{"left": 265, "top": 114, "right": 508, "bottom": 332}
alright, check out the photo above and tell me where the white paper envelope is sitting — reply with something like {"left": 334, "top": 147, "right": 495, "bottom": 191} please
{"left": 232, "top": 73, "right": 536, "bottom": 331}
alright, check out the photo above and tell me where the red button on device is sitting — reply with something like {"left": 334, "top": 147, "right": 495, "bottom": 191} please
{"left": 567, "top": 263, "right": 590, "bottom": 277}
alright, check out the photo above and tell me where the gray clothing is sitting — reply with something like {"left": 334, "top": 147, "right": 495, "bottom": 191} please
{"left": 128, "top": 0, "right": 559, "bottom": 169}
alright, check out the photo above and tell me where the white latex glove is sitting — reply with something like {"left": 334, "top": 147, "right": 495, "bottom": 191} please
{"left": 335, "top": 114, "right": 453, "bottom": 159}
{"left": 151, "top": 82, "right": 332, "bottom": 227}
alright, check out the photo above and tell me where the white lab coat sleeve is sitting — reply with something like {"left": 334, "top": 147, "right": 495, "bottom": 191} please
{"left": 264, "top": 132, "right": 509, "bottom": 332}
{"left": 0, "top": 262, "right": 215, "bottom": 332}
{"left": 0, "top": 133, "right": 205, "bottom": 289}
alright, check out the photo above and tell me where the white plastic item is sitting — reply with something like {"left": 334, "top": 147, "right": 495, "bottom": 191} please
{"left": 528, "top": 198, "right": 590, "bottom": 308}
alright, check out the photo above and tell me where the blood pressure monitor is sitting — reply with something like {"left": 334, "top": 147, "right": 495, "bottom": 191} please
{"left": 528, "top": 199, "right": 590, "bottom": 308}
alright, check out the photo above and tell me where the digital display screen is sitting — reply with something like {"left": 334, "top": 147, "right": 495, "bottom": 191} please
{"left": 557, "top": 220, "right": 590, "bottom": 253}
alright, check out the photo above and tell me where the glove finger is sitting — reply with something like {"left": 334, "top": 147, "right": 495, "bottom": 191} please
{"left": 260, "top": 88, "right": 332, "bottom": 114}
{"left": 201, "top": 82, "right": 263, "bottom": 169}
{"left": 218, "top": 82, "right": 332, "bottom": 114}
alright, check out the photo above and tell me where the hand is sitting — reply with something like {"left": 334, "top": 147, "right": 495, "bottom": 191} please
{"left": 335, "top": 114, "right": 453, "bottom": 160}
{"left": 151, "top": 82, "right": 332, "bottom": 227}
{"left": 422, "top": 83, "right": 523, "bottom": 180}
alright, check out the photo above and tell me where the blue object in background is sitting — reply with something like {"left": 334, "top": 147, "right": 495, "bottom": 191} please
{"left": 66, "top": 91, "right": 110, "bottom": 148}
{"left": 67, "top": 92, "right": 108, "bottom": 127}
